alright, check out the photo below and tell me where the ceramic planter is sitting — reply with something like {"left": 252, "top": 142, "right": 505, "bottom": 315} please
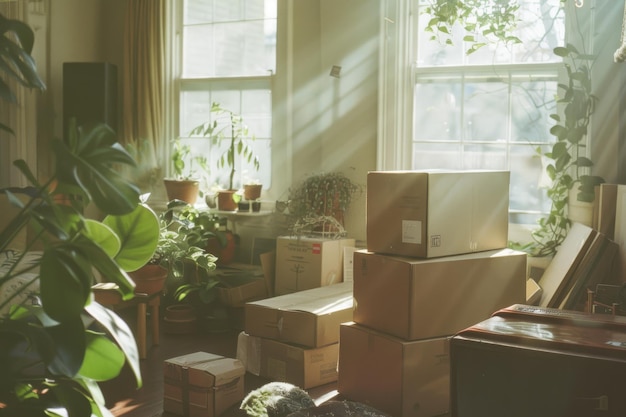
{"left": 129, "top": 264, "right": 168, "bottom": 295}
{"left": 243, "top": 183, "right": 262, "bottom": 201}
{"left": 217, "top": 189, "right": 238, "bottom": 211}
{"left": 163, "top": 178, "right": 199, "bottom": 205}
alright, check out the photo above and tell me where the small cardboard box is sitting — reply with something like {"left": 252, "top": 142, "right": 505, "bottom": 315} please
{"left": 237, "top": 332, "right": 339, "bottom": 389}
{"left": 215, "top": 264, "right": 268, "bottom": 308}
{"left": 338, "top": 322, "right": 450, "bottom": 417}
{"left": 353, "top": 248, "right": 526, "bottom": 340}
{"left": 163, "top": 352, "right": 245, "bottom": 417}
{"left": 244, "top": 281, "right": 353, "bottom": 348}
{"left": 367, "top": 170, "right": 509, "bottom": 258}
{"left": 274, "top": 236, "right": 355, "bottom": 296}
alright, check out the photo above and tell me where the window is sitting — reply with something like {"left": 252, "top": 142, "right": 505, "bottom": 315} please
{"left": 381, "top": 0, "right": 566, "bottom": 227}
{"left": 178, "top": 0, "right": 276, "bottom": 190}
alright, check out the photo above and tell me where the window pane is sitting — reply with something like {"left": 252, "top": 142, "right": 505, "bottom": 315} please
{"left": 180, "top": 87, "right": 272, "bottom": 189}
{"left": 511, "top": 80, "right": 557, "bottom": 143}
{"left": 417, "top": 0, "right": 564, "bottom": 67}
{"left": 183, "top": 0, "right": 276, "bottom": 77}
{"left": 464, "top": 81, "right": 508, "bottom": 142}
{"left": 413, "top": 0, "right": 565, "bottom": 223}
{"left": 413, "top": 83, "right": 461, "bottom": 141}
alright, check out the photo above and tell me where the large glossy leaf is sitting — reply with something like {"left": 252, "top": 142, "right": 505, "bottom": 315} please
{"left": 46, "top": 316, "right": 87, "bottom": 377}
{"left": 52, "top": 125, "right": 140, "bottom": 216}
{"left": 49, "top": 380, "right": 92, "bottom": 417}
{"left": 83, "top": 219, "right": 121, "bottom": 259}
{"left": 78, "top": 238, "right": 135, "bottom": 299}
{"left": 85, "top": 302, "right": 142, "bottom": 388}
{"left": 102, "top": 204, "right": 159, "bottom": 272}
{"left": 40, "top": 246, "right": 93, "bottom": 322}
{"left": 78, "top": 331, "right": 125, "bottom": 381}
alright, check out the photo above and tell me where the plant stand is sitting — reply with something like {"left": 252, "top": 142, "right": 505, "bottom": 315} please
{"left": 92, "top": 283, "right": 161, "bottom": 360}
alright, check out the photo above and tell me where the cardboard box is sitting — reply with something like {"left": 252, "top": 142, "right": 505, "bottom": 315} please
{"left": 244, "top": 281, "right": 353, "bottom": 348}
{"left": 215, "top": 265, "right": 268, "bottom": 308}
{"left": 338, "top": 322, "right": 450, "bottom": 417}
{"left": 367, "top": 170, "right": 509, "bottom": 258}
{"left": 353, "top": 248, "right": 526, "bottom": 340}
{"left": 163, "top": 352, "right": 245, "bottom": 417}
{"left": 237, "top": 332, "right": 339, "bottom": 389}
{"left": 274, "top": 236, "right": 355, "bottom": 296}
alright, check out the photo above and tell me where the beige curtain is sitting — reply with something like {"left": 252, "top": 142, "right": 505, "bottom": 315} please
{"left": 121, "top": 0, "right": 168, "bottom": 191}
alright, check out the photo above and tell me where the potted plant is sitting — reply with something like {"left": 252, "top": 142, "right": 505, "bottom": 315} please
{"left": 516, "top": 43, "right": 605, "bottom": 258}
{"left": 189, "top": 102, "right": 260, "bottom": 211}
{"left": 163, "top": 137, "right": 210, "bottom": 205}
{"left": 286, "top": 172, "right": 361, "bottom": 236}
{"left": 1, "top": 123, "right": 157, "bottom": 415}
{"left": 0, "top": 15, "right": 156, "bottom": 414}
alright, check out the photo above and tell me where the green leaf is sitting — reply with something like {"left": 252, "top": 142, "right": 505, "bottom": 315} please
{"left": 85, "top": 302, "right": 142, "bottom": 388}
{"left": 78, "top": 331, "right": 125, "bottom": 381}
{"left": 50, "top": 380, "right": 92, "bottom": 417}
{"left": 102, "top": 204, "right": 159, "bottom": 272}
{"left": 47, "top": 316, "right": 87, "bottom": 377}
{"left": 40, "top": 246, "right": 93, "bottom": 322}
{"left": 53, "top": 125, "right": 140, "bottom": 216}
{"left": 84, "top": 219, "right": 121, "bottom": 259}
{"left": 553, "top": 46, "right": 569, "bottom": 57}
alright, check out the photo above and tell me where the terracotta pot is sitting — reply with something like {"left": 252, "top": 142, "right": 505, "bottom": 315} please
{"left": 243, "top": 184, "right": 262, "bottom": 201}
{"left": 163, "top": 304, "right": 197, "bottom": 334}
{"left": 206, "top": 231, "right": 237, "bottom": 266}
{"left": 217, "top": 190, "right": 238, "bottom": 211}
{"left": 129, "top": 264, "right": 168, "bottom": 295}
{"left": 163, "top": 178, "right": 199, "bottom": 205}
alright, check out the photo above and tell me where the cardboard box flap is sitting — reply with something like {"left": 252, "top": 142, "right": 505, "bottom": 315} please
{"left": 164, "top": 352, "right": 245, "bottom": 387}
{"left": 247, "top": 282, "right": 353, "bottom": 314}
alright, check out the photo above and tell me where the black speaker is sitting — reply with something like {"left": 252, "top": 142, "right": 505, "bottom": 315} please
{"left": 63, "top": 62, "right": 117, "bottom": 138}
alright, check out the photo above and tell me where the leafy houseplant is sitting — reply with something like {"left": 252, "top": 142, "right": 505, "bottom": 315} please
{"left": 189, "top": 102, "right": 260, "bottom": 211}
{"left": 422, "top": 0, "right": 522, "bottom": 54}
{"left": 287, "top": 172, "right": 361, "bottom": 236}
{"left": 520, "top": 44, "right": 604, "bottom": 258}
{"left": 1, "top": 123, "right": 158, "bottom": 416}
{"left": 149, "top": 201, "right": 222, "bottom": 295}
{"left": 163, "top": 138, "right": 210, "bottom": 205}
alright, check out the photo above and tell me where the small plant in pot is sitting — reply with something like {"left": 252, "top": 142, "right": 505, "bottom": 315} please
{"left": 287, "top": 172, "right": 361, "bottom": 236}
{"left": 189, "top": 102, "right": 260, "bottom": 211}
{"left": 163, "top": 138, "right": 210, "bottom": 205}
{"left": 151, "top": 200, "right": 222, "bottom": 294}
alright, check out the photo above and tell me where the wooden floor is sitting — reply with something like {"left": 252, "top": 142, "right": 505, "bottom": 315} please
{"left": 99, "top": 307, "right": 340, "bottom": 417}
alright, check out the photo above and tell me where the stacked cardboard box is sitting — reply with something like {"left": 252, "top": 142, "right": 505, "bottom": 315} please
{"left": 273, "top": 236, "right": 355, "bottom": 296}
{"left": 337, "top": 170, "right": 527, "bottom": 417}
{"left": 238, "top": 281, "right": 354, "bottom": 389}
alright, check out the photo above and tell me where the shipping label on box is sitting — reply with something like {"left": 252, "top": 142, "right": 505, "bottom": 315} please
{"left": 353, "top": 248, "right": 526, "bottom": 340}
{"left": 237, "top": 332, "right": 339, "bottom": 389}
{"left": 163, "top": 352, "right": 245, "bottom": 417}
{"left": 244, "top": 281, "right": 353, "bottom": 347}
{"left": 274, "top": 236, "right": 355, "bottom": 296}
{"left": 338, "top": 322, "right": 450, "bottom": 417}
{"left": 367, "top": 170, "right": 509, "bottom": 258}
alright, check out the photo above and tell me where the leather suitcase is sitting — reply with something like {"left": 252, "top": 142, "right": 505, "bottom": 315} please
{"left": 450, "top": 304, "right": 626, "bottom": 417}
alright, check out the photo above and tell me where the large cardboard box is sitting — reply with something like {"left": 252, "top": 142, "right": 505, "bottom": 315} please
{"left": 274, "top": 236, "right": 355, "bottom": 295}
{"left": 163, "top": 352, "right": 245, "bottom": 417}
{"left": 244, "top": 281, "right": 353, "bottom": 348}
{"left": 338, "top": 322, "right": 450, "bottom": 417}
{"left": 367, "top": 170, "right": 509, "bottom": 258}
{"left": 237, "top": 332, "right": 339, "bottom": 389}
{"left": 353, "top": 248, "right": 526, "bottom": 340}
{"left": 451, "top": 304, "right": 626, "bottom": 417}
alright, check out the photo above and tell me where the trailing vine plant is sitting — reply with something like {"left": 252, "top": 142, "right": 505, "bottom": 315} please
{"left": 523, "top": 42, "right": 604, "bottom": 257}
{"left": 422, "top": 0, "right": 522, "bottom": 54}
